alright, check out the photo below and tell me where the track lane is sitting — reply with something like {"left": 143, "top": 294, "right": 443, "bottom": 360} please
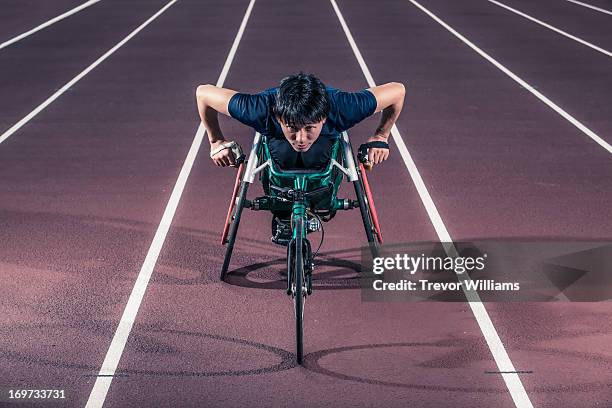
{"left": 0, "top": 0, "right": 103, "bottom": 51}
{"left": 563, "top": 0, "right": 612, "bottom": 16}
{"left": 336, "top": 0, "right": 612, "bottom": 407}
{"left": 0, "top": 0, "right": 86, "bottom": 42}
{"left": 100, "top": 0, "right": 520, "bottom": 407}
{"left": 486, "top": 0, "right": 612, "bottom": 51}
{"left": 0, "top": 0, "right": 246, "bottom": 406}
{"left": 338, "top": 0, "right": 612, "bottom": 239}
{"left": 569, "top": 0, "right": 612, "bottom": 9}
{"left": 413, "top": 0, "right": 612, "bottom": 148}
{"left": 0, "top": 0, "right": 172, "bottom": 139}
{"left": 330, "top": 1, "right": 534, "bottom": 405}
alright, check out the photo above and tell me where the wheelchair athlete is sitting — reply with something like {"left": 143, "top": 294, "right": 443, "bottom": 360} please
{"left": 195, "top": 73, "right": 405, "bottom": 243}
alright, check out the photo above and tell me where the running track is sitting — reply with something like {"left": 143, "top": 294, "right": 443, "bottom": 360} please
{"left": 0, "top": 0, "right": 611, "bottom": 407}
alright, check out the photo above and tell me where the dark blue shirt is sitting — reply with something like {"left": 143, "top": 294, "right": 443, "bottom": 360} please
{"left": 228, "top": 87, "right": 377, "bottom": 140}
{"left": 227, "top": 86, "right": 377, "bottom": 169}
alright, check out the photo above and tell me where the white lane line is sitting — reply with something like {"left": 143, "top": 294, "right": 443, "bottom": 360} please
{"left": 0, "top": 0, "right": 103, "bottom": 51}
{"left": 84, "top": 0, "right": 256, "bottom": 407}
{"left": 410, "top": 0, "right": 612, "bottom": 155}
{"left": 485, "top": 0, "right": 612, "bottom": 57}
{"left": 329, "top": 1, "right": 534, "bottom": 407}
{"left": 564, "top": 0, "right": 612, "bottom": 16}
{"left": 0, "top": 0, "right": 178, "bottom": 146}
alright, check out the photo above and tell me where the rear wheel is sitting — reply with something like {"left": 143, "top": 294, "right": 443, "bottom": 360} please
{"left": 221, "top": 163, "right": 245, "bottom": 244}
{"left": 354, "top": 166, "right": 382, "bottom": 259}
{"left": 358, "top": 163, "right": 383, "bottom": 244}
{"left": 220, "top": 180, "right": 249, "bottom": 281}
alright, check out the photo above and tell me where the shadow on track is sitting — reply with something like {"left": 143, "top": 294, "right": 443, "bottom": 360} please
{"left": 301, "top": 339, "right": 612, "bottom": 394}
{"left": 223, "top": 250, "right": 363, "bottom": 291}
{"left": 0, "top": 323, "right": 297, "bottom": 377}
{"left": 302, "top": 341, "right": 507, "bottom": 393}
{"left": 2, "top": 322, "right": 611, "bottom": 393}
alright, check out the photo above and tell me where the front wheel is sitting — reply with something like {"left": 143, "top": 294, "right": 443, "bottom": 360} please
{"left": 291, "top": 217, "right": 306, "bottom": 365}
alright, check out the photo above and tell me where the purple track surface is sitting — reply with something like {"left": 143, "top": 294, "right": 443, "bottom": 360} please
{"left": 0, "top": 0, "right": 611, "bottom": 407}
{"left": 0, "top": 0, "right": 86, "bottom": 41}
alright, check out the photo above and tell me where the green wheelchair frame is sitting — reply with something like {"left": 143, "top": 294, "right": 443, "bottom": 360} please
{"left": 220, "top": 131, "right": 382, "bottom": 365}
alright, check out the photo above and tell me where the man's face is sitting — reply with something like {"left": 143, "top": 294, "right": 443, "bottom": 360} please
{"left": 278, "top": 118, "right": 326, "bottom": 152}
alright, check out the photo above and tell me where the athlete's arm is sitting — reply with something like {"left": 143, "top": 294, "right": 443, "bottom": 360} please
{"left": 195, "top": 84, "right": 238, "bottom": 167}
{"left": 366, "top": 82, "right": 406, "bottom": 164}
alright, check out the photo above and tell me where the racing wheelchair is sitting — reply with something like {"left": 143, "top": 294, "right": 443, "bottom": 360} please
{"left": 219, "top": 132, "right": 383, "bottom": 365}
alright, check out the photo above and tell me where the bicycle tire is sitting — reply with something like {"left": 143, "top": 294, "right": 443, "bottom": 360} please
{"left": 293, "top": 217, "right": 305, "bottom": 365}
{"left": 221, "top": 163, "right": 245, "bottom": 244}
{"left": 358, "top": 163, "right": 383, "bottom": 243}
{"left": 354, "top": 175, "right": 381, "bottom": 259}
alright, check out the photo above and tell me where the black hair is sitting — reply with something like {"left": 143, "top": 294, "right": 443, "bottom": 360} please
{"left": 273, "top": 72, "right": 330, "bottom": 128}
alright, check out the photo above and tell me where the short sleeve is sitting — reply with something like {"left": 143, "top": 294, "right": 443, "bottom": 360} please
{"left": 227, "top": 92, "right": 270, "bottom": 133}
{"left": 330, "top": 89, "right": 377, "bottom": 132}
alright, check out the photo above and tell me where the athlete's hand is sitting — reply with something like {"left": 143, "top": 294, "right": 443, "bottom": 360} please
{"left": 366, "top": 135, "right": 390, "bottom": 165}
{"left": 210, "top": 140, "right": 237, "bottom": 167}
